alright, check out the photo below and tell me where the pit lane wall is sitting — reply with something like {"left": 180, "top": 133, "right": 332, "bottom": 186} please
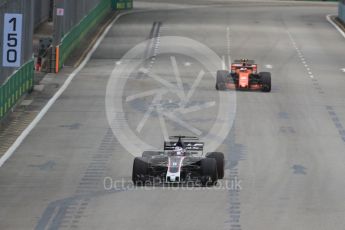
{"left": 340, "top": 1, "right": 345, "bottom": 24}
{"left": 0, "top": 60, "right": 34, "bottom": 120}
{"left": 56, "top": 0, "right": 133, "bottom": 72}
{"left": 0, "top": 0, "right": 132, "bottom": 121}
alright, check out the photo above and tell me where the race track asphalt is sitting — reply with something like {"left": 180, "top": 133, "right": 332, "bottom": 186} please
{"left": 0, "top": 1, "right": 344, "bottom": 230}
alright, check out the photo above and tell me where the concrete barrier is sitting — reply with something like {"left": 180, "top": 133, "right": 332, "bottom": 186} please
{"left": 339, "top": 2, "right": 345, "bottom": 24}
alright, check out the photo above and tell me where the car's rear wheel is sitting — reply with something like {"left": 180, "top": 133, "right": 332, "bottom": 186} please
{"left": 216, "top": 70, "right": 228, "bottom": 90}
{"left": 132, "top": 157, "right": 148, "bottom": 185}
{"left": 206, "top": 152, "right": 224, "bottom": 179}
{"left": 259, "top": 72, "right": 271, "bottom": 92}
{"left": 201, "top": 158, "right": 218, "bottom": 186}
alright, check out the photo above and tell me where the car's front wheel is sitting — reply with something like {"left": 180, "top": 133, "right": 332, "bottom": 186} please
{"left": 201, "top": 158, "right": 218, "bottom": 186}
{"left": 132, "top": 157, "right": 148, "bottom": 185}
{"left": 216, "top": 70, "right": 228, "bottom": 90}
{"left": 259, "top": 72, "right": 271, "bottom": 92}
{"left": 206, "top": 152, "right": 224, "bottom": 179}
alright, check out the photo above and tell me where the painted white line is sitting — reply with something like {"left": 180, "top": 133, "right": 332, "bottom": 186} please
{"left": 326, "top": 15, "right": 345, "bottom": 39}
{"left": 265, "top": 64, "right": 273, "bottom": 69}
{"left": 226, "top": 27, "right": 232, "bottom": 67}
{"left": 287, "top": 29, "right": 318, "bottom": 81}
{"left": 184, "top": 62, "right": 191, "bottom": 67}
{"left": 221, "top": 55, "right": 226, "bottom": 70}
{"left": 228, "top": 55, "right": 232, "bottom": 69}
{"left": 0, "top": 11, "right": 133, "bottom": 167}
{"left": 226, "top": 27, "right": 231, "bottom": 54}
{"left": 341, "top": 68, "right": 345, "bottom": 73}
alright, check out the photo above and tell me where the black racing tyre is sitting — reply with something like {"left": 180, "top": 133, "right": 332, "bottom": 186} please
{"left": 132, "top": 157, "right": 148, "bottom": 185}
{"left": 216, "top": 70, "right": 228, "bottom": 90}
{"left": 206, "top": 152, "right": 225, "bottom": 179}
{"left": 201, "top": 158, "right": 218, "bottom": 186}
{"left": 259, "top": 72, "right": 271, "bottom": 92}
{"left": 142, "top": 151, "right": 161, "bottom": 158}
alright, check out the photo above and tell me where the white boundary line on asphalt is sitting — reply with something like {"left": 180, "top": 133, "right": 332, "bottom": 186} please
{"left": 0, "top": 11, "right": 133, "bottom": 167}
{"left": 326, "top": 14, "right": 345, "bottom": 39}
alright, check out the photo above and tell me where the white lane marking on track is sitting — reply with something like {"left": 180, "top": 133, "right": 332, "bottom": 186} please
{"left": 287, "top": 30, "right": 316, "bottom": 81}
{"left": 228, "top": 55, "right": 231, "bottom": 69}
{"left": 226, "top": 27, "right": 232, "bottom": 67}
{"left": 222, "top": 55, "right": 226, "bottom": 70}
{"left": 265, "top": 64, "right": 273, "bottom": 69}
{"left": 0, "top": 11, "right": 137, "bottom": 167}
{"left": 184, "top": 62, "right": 191, "bottom": 67}
{"left": 326, "top": 15, "right": 345, "bottom": 39}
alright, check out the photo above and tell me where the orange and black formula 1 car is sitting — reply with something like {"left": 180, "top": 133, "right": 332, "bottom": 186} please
{"left": 216, "top": 59, "right": 271, "bottom": 92}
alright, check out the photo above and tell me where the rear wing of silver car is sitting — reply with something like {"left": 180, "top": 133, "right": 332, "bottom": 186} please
{"left": 163, "top": 141, "right": 204, "bottom": 151}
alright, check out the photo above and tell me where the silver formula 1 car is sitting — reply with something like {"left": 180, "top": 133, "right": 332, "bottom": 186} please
{"left": 132, "top": 136, "right": 225, "bottom": 186}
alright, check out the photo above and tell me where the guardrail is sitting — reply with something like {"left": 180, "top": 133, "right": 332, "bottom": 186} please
{"left": 113, "top": 0, "right": 133, "bottom": 9}
{"left": 1, "top": 0, "right": 133, "bottom": 121}
{"left": 56, "top": 0, "right": 112, "bottom": 71}
{"left": 55, "top": 0, "right": 133, "bottom": 72}
{"left": 0, "top": 60, "right": 34, "bottom": 120}
{"left": 339, "top": 2, "right": 345, "bottom": 24}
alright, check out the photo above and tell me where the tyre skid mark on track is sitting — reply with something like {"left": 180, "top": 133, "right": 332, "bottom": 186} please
{"left": 225, "top": 128, "right": 245, "bottom": 230}
{"left": 35, "top": 129, "right": 120, "bottom": 230}
{"left": 36, "top": 19, "right": 165, "bottom": 230}
{"left": 137, "top": 21, "right": 162, "bottom": 78}
{"left": 287, "top": 31, "right": 326, "bottom": 95}
{"left": 326, "top": 106, "right": 345, "bottom": 143}
{"left": 287, "top": 30, "right": 345, "bottom": 144}
{"left": 224, "top": 26, "right": 242, "bottom": 230}
{"left": 35, "top": 187, "right": 130, "bottom": 230}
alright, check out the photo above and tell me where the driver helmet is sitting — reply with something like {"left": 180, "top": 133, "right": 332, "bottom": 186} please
{"left": 174, "top": 146, "right": 185, "bottom": 156}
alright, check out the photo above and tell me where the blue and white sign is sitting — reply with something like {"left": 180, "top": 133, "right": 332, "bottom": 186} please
{"left": 2, "top": 13, "right": 23, "bottom": 67}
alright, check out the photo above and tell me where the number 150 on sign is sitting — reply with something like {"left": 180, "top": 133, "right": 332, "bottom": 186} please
{"left": 2, "top": 13, "right": 23, "bottom": 67}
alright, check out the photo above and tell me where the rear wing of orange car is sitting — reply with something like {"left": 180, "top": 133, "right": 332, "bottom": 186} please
{"left": 231, "top": 59, "right": 257, "bottom": 73}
